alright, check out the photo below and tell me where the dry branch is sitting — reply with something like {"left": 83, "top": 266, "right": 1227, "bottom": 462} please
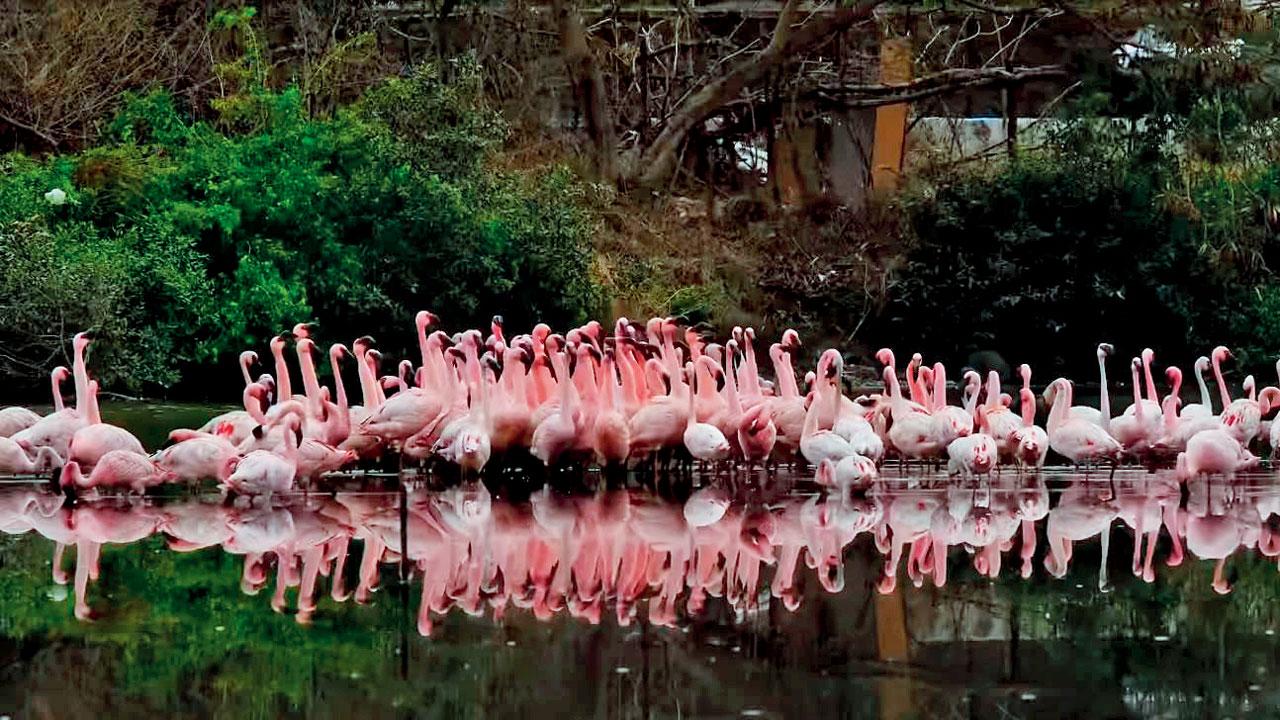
{"left": 624, "top": 0, "right": 886, "bottom": 187}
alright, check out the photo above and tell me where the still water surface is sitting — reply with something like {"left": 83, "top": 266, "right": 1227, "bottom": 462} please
{"left": 1, "top": 406, "right": 1279, "bottom": 719}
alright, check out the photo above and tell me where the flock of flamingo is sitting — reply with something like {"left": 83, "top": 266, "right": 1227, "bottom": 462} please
{"left": 0, "top": 316, "right": 1275, "bottom": 496}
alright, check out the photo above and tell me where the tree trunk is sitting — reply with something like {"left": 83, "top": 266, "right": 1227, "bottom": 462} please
{"left": 552, "top": 0, "right": 619, "bottom": 183}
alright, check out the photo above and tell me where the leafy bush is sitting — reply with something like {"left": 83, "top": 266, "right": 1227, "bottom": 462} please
{"left": 881, "top": 137, "right": 1279, "bottom": 377}
{"left": 879, "top": 25, "right": 1280, "bottom": 378}
{"left": 0, "top": 218, "right": 214, "bottom": 390}
{"left": 0, "top": 57, "right": 602, "bottom": 395}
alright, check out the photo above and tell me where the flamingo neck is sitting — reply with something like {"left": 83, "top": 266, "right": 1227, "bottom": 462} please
{"left": 297, "top": 346, "right": 323, "bottom": 412}
{"left": 1098, "top": 353, "right": 1111, "bottom": 430}
{"left": 985, "top": 372, "right": 1001, "bottom": 411}
{"left": 1130, "top": 364, "right": 1144, "bottom": 422}
{"left": 1197, "top": 363, "right": 1212, "bottom": 409}
{"left": 51, "top": 371, "right": 65, "bottom": 413}
{"left": 1019, "top": 388, "right": 1036, "bottom": 427}
{"left": 906, "top": 360, "right": 922, "bottom": 405}
{"left": 272, "top": 345, "right": 293, "bottom": 404}
{"left": 1212, "top": 353, "right": 1231, "bottom": 408}
{"left": 932, "top": 364, "right": 947, "bottom": 413}
{"left": 1142, "top": 355, "right": 1158, "bottom": 404}
{"left": 725, "top": 349, "right": 743, "bottom": 416}
{"left": 72, "top": 342, "right": 89, "bottom": 418}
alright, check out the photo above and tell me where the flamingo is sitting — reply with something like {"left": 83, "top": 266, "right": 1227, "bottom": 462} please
{"left": 683, "top": 358, "right": 731, "bottom": 463}
{"left": 223, "top": 415, "right": 301, "bottom": 497}
{"left": 1045, "top": 378, "right": 1122, "bottom": 466}
{"left": 1180, "top": 356, "right": 1214, "bottom": 419}
{"left": 1009, "top": 364, "right": 1048, "bottom": 470}
{"left": 60, "top": 451, "right": 175, "bottom": 493}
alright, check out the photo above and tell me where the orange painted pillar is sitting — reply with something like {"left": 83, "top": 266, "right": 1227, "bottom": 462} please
{"left": 875, "top": 589, "right": 912, "bottom": 720}
{"left": 871, "top": 37, "right": 912, "bottom": 195}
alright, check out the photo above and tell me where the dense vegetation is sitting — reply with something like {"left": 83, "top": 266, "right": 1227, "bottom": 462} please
{"left": 877, "top": 25, "right": 1280, "bottom": 376}
{"left": 0, "top": 10, "right": 600, "bottom": 395}
{"left": 3, "top": 2, "right": 1280, "bottom": 393}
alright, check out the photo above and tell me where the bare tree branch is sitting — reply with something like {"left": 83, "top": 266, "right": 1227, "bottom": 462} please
{"left": 810, "top": 64, "right": 1068, "bottom": 108}
{"left": 626, "top": 0, "right": 886, "bottom": 187}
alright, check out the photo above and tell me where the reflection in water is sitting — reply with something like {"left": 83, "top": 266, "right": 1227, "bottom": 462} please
{"left": 4, "top": 470, "right": 1279, "bottom": 629}
{"left": 8, "top": 470, "right": 1280, "bottom": 719}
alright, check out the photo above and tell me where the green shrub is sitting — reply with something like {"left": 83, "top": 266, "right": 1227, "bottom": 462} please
{"left": 882, "top": 141, "right": 1277, "bottom": 377}
{"left": 0, "top": 218, "right": 214, "bottom": 390}
{"left": 0, "top": 63, "right": 603, "bottom": 394}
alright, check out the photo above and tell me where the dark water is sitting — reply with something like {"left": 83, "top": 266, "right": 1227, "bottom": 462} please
{"left": 2, "top": 406, "right": 1279, "bottom": 719}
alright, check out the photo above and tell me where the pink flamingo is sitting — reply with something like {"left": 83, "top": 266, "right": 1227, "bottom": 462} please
{"left": 1045, "top": 378, "right": 1122, "bottom": 466}
{"left": 881, "top": 361, "right": 940, "bottom": 462}
{"left": 60, "top": 450, "right": 175, "bottom": 493}
{"left": 1009, "top": 364, "right": 1048, "bottom": 470}
{"left": 1177, "top": 428, "right": 1258, "bottom": 480}
{"left": 684, "top": 358, "right": 731, "bottom": 463}
{"left": 224, "top": 415, "right": 301, "bottom": 497}
{"left": 531, "top": 350, "right": 584, "bottom": 465}
{"left": 1181, "top": 356, "right": 1215, "bottom": 419}
{"left": 928, "top": 362, "right": 973, "bottom": 448}
{"left": 983, "top": 370, "right": 1023, "bottom": 458}
{"left": 152, "top": 433, "right": 240, "bottom": 483}
{"left": 0, "top": 437, "right": 61, "bottom": 473}
{"left": 592, "top": 350, "right": 630, "bottom": 467}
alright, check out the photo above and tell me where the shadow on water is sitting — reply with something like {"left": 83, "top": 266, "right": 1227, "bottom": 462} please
{"left": 2, "top": 464, "right": 1280, "bottom": 719}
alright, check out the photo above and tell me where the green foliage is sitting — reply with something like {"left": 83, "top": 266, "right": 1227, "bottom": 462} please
{"left": 883, "top": 24, "right": 1280, "bottom": 375}
{"left": 0, "top": 218, "right": 215, "bottom": 388}
{"left": 355, "top": 56, "right": 508, "bottom": 180}
{"left": 0, "top": 53, "right": 602, "bottom": 393}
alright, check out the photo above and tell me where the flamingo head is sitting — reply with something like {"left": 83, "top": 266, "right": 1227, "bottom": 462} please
{"left": 820, "top": 349, "right": 842, "bottom": 380}
{"left": 297, "top": 337, "right": 316, "bottom": 359}
{"left": 1212, "top": 346, "right": 1233, "bottom": 364}
{"left": 292, "top": 322, "right": 314, "bottom": 339}
{"left": 815, "top": 459, "right": 836, "bottom": 487}
{"left": 73, "top": 331, "right": 93, "bottom": 353}
{"left": 782, "top": 329, "right": 801, "bottom": 352}
{"left": 851, "top": 455, "right": 878, "bottom": 483}
{"left": 875, "top": 348, "right": 894, "bottom": 368}
{"left": 152, "top": 462, "right": 179, "bottom": 484}
{"left": 52, "top": 365, "right": 71, "bottom": 384}
{"left": 971, "top": 441, "right": 993, "bottom": 473}
{"left": 58, "top": 461, "right": 80, "bottom": 489}
{"left": 731, "top": 326, "right": 744, "bottom": 344}
{"left": 352, "top": 336, "right": 374, "bottom": 357}
{"left": 1097, "top": 342, "right": 1114, "bottom": 359}
{"left": 1141, "top": 347, "right": 1154, "bottom": 367}
{"left": 239, "top": 350, "right": 258, "bottom": 368}
{"left": 1018, "top": 363, "right": 1031, "bottom": 387}
{"left": 1259, "top": 386, "right": 1280, "bottom": 415}
{"left": 217, "top": 456, "right": 239, "bottom": 482}
{"left": 415, "top": 310, "right": 440, "bottom": 333}
{"left": 1195, "top": 355, "right": 1210, "bottom": 373}
{"left": 329, "top": 343, "right": 349, "bottom": 365}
